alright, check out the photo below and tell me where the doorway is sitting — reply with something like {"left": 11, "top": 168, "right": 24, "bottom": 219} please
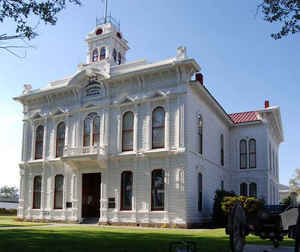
{"left": 82, "top": 173, "right": 101, "bottom": 218}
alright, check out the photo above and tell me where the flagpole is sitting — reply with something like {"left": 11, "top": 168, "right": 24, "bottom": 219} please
{"left": 104, "top": 0, "right": 108, "bottom": 23}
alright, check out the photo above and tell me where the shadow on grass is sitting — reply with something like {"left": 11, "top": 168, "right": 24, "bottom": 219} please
{"left": 0, "top": 227, "right": 229, "bottom": 252}
{"left": 0, "top": 227, "right": 294, "bottom": 252}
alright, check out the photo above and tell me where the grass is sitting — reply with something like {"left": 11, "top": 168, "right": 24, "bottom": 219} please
{"left": 0, "top": 224, "right": 295, "bottom": 252}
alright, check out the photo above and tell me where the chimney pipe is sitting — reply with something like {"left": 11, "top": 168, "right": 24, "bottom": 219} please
{"left": 265, "top": 100, "right": 270, "bottom": 109}
{"left": 195, "top": 73, "right": 203, "bottom": 85}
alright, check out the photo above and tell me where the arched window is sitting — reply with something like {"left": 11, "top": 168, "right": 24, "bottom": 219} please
{"left": 240, "top": 140, "right": 247, "bottom": 169}
{"left": 113, "top": 49, "right": 117, "bottom": 62}
{"left": 92, "top": 49, "right": 98, "bottom": 62}
{"left": 120, "top": 171, "right": 133, "bottom": 210}
{"left": 83, "top": 113, "right": 99, "bottom": 147}
{"left": 33, "top": 176, "right": 42, "bottom": 209}
{"left": 240, "top": 183, "right": 248, "bottom": 196}
{"left": 54, "top": 175, "right": 64, "bottom": 209}
{"left": 83, "top": 117, "right": 91, "bottom": 147}
{"left": 100, "top": 47, "right": 106, "bottom": 60}
{"left": 117, "top": 52, "right": 122, "bottom": 65}
{"left": 151, "top": 169, "right": 165, "bottom": 211}
{"left": 198, "top": 115, "right": 203, "bottom": 154}
{"left": 249, "top": 139, "right": 256, "bottom": 168}
{"left": 249, "top": 183, "right": 257, "bottom": 198}
{"left": 93, "top": 115, "right": 100, "bottom": 146}
{"left": 152, "top": 107, "right": 165, "bottom": 149}
{"left": 35, "top": 125, "right": 44, "bottom": 160}
{"left": 122, "top": 112, "right": 134, "bottom": 152}
{"left": 198, "top": 173, "right": 203, "bottom": 211}
{"left": 220, "top": 134, "right": 224, "bottom": 166}
{"left": 56, "top": 122, "right": 65, "bottom": 157}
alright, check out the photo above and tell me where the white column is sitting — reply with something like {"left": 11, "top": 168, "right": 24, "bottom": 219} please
{"left": 100, "top": 169, "right": 108, "bottom": 223}
{"left": 116, "top": 109, "right": 122, "bottom": 153}
{"left": 42, "top": 118, "right": 48, "bottom": 160}
{"left": 40, "top": 163, "right": 47, "bottom": 217}
{"left": 103, "top": 107, "right": 110, "bottom": 154}
{"left": 164, "top": 158, "right": 170, "bottom": 223}
{"left": 27, "top": 169, "right": 33, "bottom": 219}
{"left": 31, "top": 122, "right": 35, "bottom": 160}
{"left": 133, "top": 108, "right": 139, "bottom": 152}
{"left": 165, "top": 99, "right": 170, "bottom": 151}
{"left": 146, "top": 103, "right": 151, "bottom": 151}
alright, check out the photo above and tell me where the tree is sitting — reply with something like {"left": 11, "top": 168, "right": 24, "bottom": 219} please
{"left": 0, "top": 0, "right": 81, "bottom": 56}
{"left": 289, "top": 168, "right": 300, "bottom": 194}
{"left": 0, "top": 186, "right": 18, "bottom": 200}
{"left": 258, "top": 0, "right": 300, "bottom": 39}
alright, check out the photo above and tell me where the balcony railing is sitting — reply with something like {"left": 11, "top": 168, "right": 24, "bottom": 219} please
{"left": 96, "top": 15, "right": 120, "bottom": 31}
{"left": 64, "top": 145, "right": 107, "bottom": 157}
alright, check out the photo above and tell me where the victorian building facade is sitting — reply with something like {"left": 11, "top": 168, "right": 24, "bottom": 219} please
{"left": 14, "top": 17, "right": 284, "bottom": 227}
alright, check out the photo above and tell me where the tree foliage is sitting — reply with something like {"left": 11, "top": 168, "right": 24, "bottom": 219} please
{"left": 221, "top": 196, "right": 264, "bottom": 216}
{"left": 0, "top": 0, "right": 81, "bottom": 40}
{"left": 289, "top": 168, "right": 300, "bottom": 193}
{"left": 212, "top": 189, "right": 236, "bottom": 227}
{"left": 259, "top": 0, "right": 300, "bottom": 39}
{"left": 0, "top": 186, "right": 18, "bottom": 200}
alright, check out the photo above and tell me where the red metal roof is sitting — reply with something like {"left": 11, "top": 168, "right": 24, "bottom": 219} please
{"left": 228, "top": 111, "right": 259, "bottom": 124}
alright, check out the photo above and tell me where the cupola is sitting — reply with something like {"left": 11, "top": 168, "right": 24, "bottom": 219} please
{"left": 85, "top": 14, "right": 129, "bottom": 66}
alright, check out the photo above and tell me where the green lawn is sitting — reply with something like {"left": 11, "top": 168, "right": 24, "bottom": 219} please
{"left": 0, "top": 225, "right": 295, "bottom": 252}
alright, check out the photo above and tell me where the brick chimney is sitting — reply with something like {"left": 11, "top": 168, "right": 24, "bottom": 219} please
{"left": 265, "top": 100, "right": 270, "bottom": 109}
{"left": 195, "top": 73, "right": 203, "bottom": 85}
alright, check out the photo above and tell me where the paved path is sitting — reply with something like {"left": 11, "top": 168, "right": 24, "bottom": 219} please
{"left": 244, "top": 245, "right": 293, "bottom": 252}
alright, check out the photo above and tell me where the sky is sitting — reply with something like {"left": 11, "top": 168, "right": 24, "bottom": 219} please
{"left": 0, "top": 0, "right": 299, "bottom": 188}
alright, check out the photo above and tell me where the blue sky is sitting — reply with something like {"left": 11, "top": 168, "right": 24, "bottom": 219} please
{"left": 0, "top": 0, "right": 299, "bottom": 188}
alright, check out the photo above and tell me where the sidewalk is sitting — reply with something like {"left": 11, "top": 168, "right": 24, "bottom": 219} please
{"left": 244, "top": 245, "right": 293, "bottom": 252}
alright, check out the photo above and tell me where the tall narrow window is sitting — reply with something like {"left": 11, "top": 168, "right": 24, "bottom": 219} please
{"left": 54, "top": 175, "right": 64, "bottom": 209}
{"left": 93, "top": 116, "right": 100, "bottom": 146}
{"left": 33, "top": 176, "right": 42, "bottom": 209}
{"left": 35, "top": 125, "right": 44, "bottom": 160}
{"left": 100, "top": 47, "right": 106, "bottom": 60}
{"left": 152, "top": 107, "right": 165, "bottom": 149}
{"left": 249, "top": 139, "right": 256, "bottom": 168}
{"left": 220, "top": 134, "right": 224, "bottom": 166}
{"left": 240, "top": 183, "right": 248, "bottom": 196}
{"left": 240, "top": 140, "right": 247, "bottom": 169}
{"left": 151, "top": 169, "right": 165, "bottom": 211}
{"left": 117, "top": 52, "right": 122, "bottom": 65}
{"left": 120, "top": 171, "right": 133, "bottom": 210}
{"left": 198, "top": 173, "right": 203, "bottom": 211}
{"left": 56, "top": 122, "right": 65, "bottom": 157}
{"left": 92, "top": 49, "right": 98, "bottom": 62}
{"left": 249, "top": 183, "right": 257, "bottom": 198}
{"left": 198, "top": 116, "right": 203, "bottom": 154}
{"left": 113, "top": 49, "right": 117, "bottom": 62}
{"left": 122, "top": 112, "right": 134, "bottom": 151}
{"left": 83, "top": 117, "right": 91, "bottom": 146}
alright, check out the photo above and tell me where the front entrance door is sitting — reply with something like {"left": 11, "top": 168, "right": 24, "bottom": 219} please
{"left": 82, "top": 173, "right": 101, "bottom": 218}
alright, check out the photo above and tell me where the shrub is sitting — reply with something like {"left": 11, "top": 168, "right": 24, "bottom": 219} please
{"left": 281, "top": 195, "right": 291, "bottom": 205}
{"left": 221, "top": 196, "right": 264, "bottom": 216}
{"left": 212, "top": 190, "right": 236, "bottom": 227}
{"left": 0, "top": 208, "right": 17, "bottom": 215}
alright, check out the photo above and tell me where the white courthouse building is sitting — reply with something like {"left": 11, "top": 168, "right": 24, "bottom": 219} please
{"left": 14, "top": 16, "right": 284, "bottom": 227}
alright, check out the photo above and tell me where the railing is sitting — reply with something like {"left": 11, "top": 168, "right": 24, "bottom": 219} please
{"left": 64, "top": 145, "right": 107, "bottom": 157}
{"left": 96, "top": 15, "right": 120, "bottom": 31}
